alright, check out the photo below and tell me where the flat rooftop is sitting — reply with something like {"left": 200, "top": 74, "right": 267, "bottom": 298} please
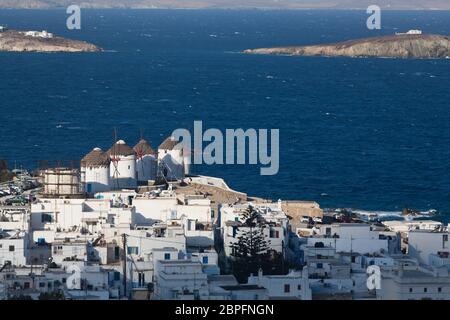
{"left": 220, "top": 285, "right": 265, "bottom": 291}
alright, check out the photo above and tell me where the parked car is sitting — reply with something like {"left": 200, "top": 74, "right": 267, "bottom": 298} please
{"left": 312, "top": 216, "right": 323, "bottom": 224}
{"left": 300, "top": 216, "right": 310, "bottom": 223}
{"left": 5, "top": 196, "right": 28, "bottom": 206}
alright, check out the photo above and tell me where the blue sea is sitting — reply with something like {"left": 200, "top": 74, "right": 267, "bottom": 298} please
{"left": 1, "top": 9, "right": 450, "bottom": 221}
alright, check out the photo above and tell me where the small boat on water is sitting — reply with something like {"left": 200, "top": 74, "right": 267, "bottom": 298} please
{"left": 402, "top": 208, "right": 437, "bottom": 217}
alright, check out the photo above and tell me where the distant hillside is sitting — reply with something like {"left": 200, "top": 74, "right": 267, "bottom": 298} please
{"left": 244, "top": 34, "right": 450, "bottom": 59}
{"left": 0, "top": 0, "right": 449, "bottom": 9}
{"left": 0, "top": 29, "right": 102, "bottom": 52}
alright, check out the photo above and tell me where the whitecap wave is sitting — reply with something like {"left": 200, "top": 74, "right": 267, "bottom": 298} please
{"left": 333, "top": 208, "right": 437, "bottom": 221}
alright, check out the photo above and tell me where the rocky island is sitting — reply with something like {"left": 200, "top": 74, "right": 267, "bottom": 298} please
{"left": 244, "top": 33, "right": 450, "bottom": 59}
{"left": 0, "top": 28, "right": 102, "bottom": 52}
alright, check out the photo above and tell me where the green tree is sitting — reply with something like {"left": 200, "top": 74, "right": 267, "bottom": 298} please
{"left": 38, "top": 290, "right": 65, "bottom": 300}
{"left": 230, "top": 205, "right": 270, "bottom": 282}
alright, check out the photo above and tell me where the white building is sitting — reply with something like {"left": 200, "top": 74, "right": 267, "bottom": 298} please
{"left": 132, "top": 189, "right": 179, "bottom": 224}
{"left": 247, "top": 268, "right": 312, "bottom": 300}
{"left": 153, "top": 259, "right": 209, "bottom": 300}
{"left": 0, "top": 230, "right": 29, "bottom": 267}
{"left": 125, "top": 227, "right": 186, "bottom": 259}
{"left": 383, "top": 220, "right": 442, "bottom": 233}
{"left": 0, "top": 262, "right": 112, "bottom": 300}
{"left": 24, "top": 30, "right": 54, "bottom": 38}
{"left": 0, "top": 206, "right": 30, "bottom": 233}
{"left": 408, "top": 229, "right": 449, "bottom": 265}
{"left": 307, "top": 224, "right": 389, "bottom": 255}
{"left": 51, "top": 240, "right": 89, "bottom": 264}
{"left": 81, "top": 147, "right": 111, "bottom": 194}
{"left": 395, "top": 29, "right": 423, "bottom": 36}
{"left": 108, "top": 140, "right": 137, "bottom": 190}
{"left": 378, "top": 265, "right": 450, "bottom": 300}
{"left": 134, "top": 139, "right": 158, "bottom": 185}
{"left": 132, "top": 191, "right": 214, "bottom": 249}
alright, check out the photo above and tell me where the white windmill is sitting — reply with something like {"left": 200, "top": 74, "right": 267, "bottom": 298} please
{"left": 134, "top": 138, "right": 157, "bottom": 185}
{"left": 107, "top": 138, "right": 137, "bottom": 190}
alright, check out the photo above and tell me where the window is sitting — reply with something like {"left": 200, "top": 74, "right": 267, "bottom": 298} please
{"left": 41, "top": 213, "right": 52, "bottom": 223}
{"left": 127, "top": 247, "right": 139, "bottom": 255}
{"left": 39, "top": 282, "right": 45, "bottom": 288}
{"left": 438, "top": 287, "right": 442, "bottom": 293}
{"left": 409, "top": 288, "right": 413, "bottom": 293}
{"left": 164, "top": 253, "right": 171, "bottom": 260}
{"left": 424, "top": 288, "right": 427, "bottom": 293}
{"left": 284, "top": 284, "right": 290, "bottom": 293}
{"left": 202, "top": 256, "right": 209, "bottom": 264}
{"left": 317, "top": 263, "right": 323, "bottom": 269}
{"left": 270, "top": 229, "right": 280, "bottom": 238}
{"left": 114, "top": 272, "right": 120, "bottom": 281}
{"left": 297, "top": 285, "right": 302, "bottom": 290}
{"left": 138, "top": 272, "right": 146, "bottom": 287}
{"left": 62, "top": 278, "right": 66, "bottom": 283}
{"left": 9, "top": 245, "right": 14, "bottom": 252}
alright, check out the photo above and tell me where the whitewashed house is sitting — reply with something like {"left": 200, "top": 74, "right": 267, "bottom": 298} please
{"left": 378, "top": 265, "right": 450, "bottom": 300}
{"left": 408, "top": 229, "right": 450, "bottom": 265}
{"left": 307, "top": 223, "right": 389, "bottom": 255}
{"left": 0, "top": 230, "right": 29, "bottom": 267}
{"left": 153, "top": 259, "right": 209, "bottom": 300}
{"left": 247, "top": 268, "right": 312, "bottom": 300}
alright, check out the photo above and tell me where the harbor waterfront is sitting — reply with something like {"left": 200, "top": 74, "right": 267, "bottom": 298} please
{"left": 1, "top": 7, "right": 450, "bottom": 303}
{"left": 0, "top": 138, "right": 450, "bottom": 301}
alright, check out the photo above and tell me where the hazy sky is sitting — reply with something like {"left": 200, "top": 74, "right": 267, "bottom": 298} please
{"left": 0, "top": 0, "right": 449, "bottom": 9}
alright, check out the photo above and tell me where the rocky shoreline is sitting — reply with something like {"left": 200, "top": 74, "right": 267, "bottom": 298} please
{"left": 244, "top": 34, "right": 450, "bottom": 59}
{"left": 0, "top": 29, "right": 102, "bottom": 52}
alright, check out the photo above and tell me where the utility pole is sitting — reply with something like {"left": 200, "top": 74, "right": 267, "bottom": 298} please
{"left": 122, "top": 233, "right": 127, "bottom": 299}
